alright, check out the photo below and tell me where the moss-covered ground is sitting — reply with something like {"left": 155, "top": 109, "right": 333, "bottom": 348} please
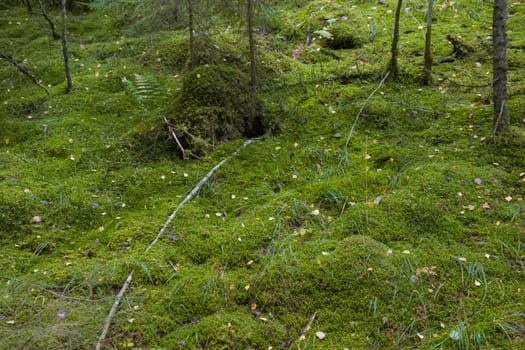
{"left": 1, "top": 0, "right": 524, "bottom": 349}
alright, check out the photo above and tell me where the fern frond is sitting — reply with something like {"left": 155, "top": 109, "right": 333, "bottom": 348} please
{"left": 123, "top": 73, "right": 164, "bottom": 105}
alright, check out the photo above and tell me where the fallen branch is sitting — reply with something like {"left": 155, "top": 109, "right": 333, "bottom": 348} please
{"left": 340, "top": 71, "right": 389, "bottom": 164}
{"left": 146, "top": 139, "right": 254, "bottom": 252}
{"left": 95, "top": 270, "right": 134, "bottom": 350}
{"left": 0, "top": 52, "right": 50, "bottom": 95}
{"left": 298, "top": 310, "right": 319, "bottom": 341}
{"left": 96, "top": 140, "right": 254, "bottom": 348}
{"left": 163, "top": 116, "right": 185, "bottom": 156}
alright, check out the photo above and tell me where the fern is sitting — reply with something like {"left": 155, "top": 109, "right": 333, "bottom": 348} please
{"left": 122, "top": 73, "right": 164, "bottom": 105}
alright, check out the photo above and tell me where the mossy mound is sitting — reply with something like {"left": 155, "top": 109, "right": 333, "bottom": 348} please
{"left": 153, "top": 34, "right": 244, "bottom": 71}
{"left": 321, "top": 19, "right": 369, "bottom": 50}
{"left": 275, "top": 0, "right": 369, "bottom": 49}
{"left": 166, "top": 64, "right": 265, "bottom": 155}
{"left": 311, "top": 235, "right": 395, "bottom": 292}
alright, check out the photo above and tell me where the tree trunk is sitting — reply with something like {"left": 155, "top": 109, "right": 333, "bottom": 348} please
{"left": 492, "top": 0, "right": 508, "bottom": 136}
{"left": 388, "top": 0, "right": 403, "bottom": 78}
{"left": 38, "top": 0, "right": 60, "bottom": 40}
{"left": 188, "top": 0, "right": 196, "bottom": 69}
{"left": 22, "top": 0, "right": 33, "bottom": 17}
{"left": 423, "top": 0, "right": 434, "bottom": 85}
{"left": 247, "top": 0, "right": 256, "bottom": 91}
{"left": 61, "top": 0, "right": 72, "bottom": 93}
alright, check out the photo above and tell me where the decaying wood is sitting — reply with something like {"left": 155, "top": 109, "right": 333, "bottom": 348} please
{"left": 163, "top": 116, "right": 185, "bottom": 156}
{"left": 0, "top": 52, "right": 50, "bottom": 94}
{"left": 438, "top": 34, "right": 475, "bottom": 63}
{"left": 95, "top": 270, "right": 134, "bottom": 350}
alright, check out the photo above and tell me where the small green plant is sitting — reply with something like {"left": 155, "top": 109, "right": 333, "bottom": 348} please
{"left": 123, "top": 73, "right": 164, "bottom": 105}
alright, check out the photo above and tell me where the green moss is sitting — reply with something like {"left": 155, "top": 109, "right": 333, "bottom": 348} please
{"left": 0, "top": 0, "right": 524, "bottom": 349}
{"left": 166, "top": 64, "right": 265, "bottom": 154}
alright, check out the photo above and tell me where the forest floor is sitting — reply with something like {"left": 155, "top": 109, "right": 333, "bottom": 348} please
{"left": 1, "top": 1, "right": 524, "bottom": 349}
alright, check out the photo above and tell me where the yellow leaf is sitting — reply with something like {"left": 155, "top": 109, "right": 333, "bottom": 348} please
{"left": 5, "top": 138, "right": 9, "bottom": 145}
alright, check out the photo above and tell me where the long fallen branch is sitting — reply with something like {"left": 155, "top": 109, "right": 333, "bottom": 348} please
{"left": 146, "top": 139, "right": 254, "bottom": 252}
{"left": 340, "top": 71, "right": 389, "bottom": 164}
{"left": 95, "top": 270, "right": 134, "bottom": 350}
{"left": 95, "top": 139, "right": 254, "bottom": 349}
{"left": 0, "top": 52, "right": 50, "bottom": 95}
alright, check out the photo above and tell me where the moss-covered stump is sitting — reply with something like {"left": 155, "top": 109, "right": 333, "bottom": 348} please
{"left": 166, "top": 64, "right": 265, "bottom": 155}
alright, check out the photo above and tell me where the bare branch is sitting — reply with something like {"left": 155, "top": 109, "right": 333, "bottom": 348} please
{"left": 95, "top": 270, "right": 134, "bottom": 350}
{"left": 0, "top": 52, "right": 49, "bottom": 94}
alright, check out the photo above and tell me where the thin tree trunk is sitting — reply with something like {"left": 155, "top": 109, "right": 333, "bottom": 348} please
{"left": 38, "top": 0, "right": 60, "bottom": 40}
{"left": 423, "top": 0, "right": 434, "bottom": 85}
{"left": 492, "top": 0, "right": 508, "bottom": 136}
{"left": 22, "top": 0, "right": 33, "bottom": 17}
{"left": 389, "top": 0, "right": 403, "bottom": 78}
{"left": 0, "top": 52, "right": 49, "bottom": 94}
{"left": 247, "top": 0, "right": 256, "bottom": 91}
{"left": 61, "top": 0, "right": 72, "bottom": 93}
{"left": 188, "top": 0, "right": 196, "bottom": 69}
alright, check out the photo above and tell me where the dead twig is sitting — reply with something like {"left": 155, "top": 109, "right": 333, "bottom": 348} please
{"left": 0, "top": 52, "right": 50, "bottom": 95}
{"left": 298, "top": 310, "right": 319, "bottom": 341}
{"left": 95, "top": 270, "right": 134, "bottom": 350}
{"left": 37, "top": 0, "right": 60, "bottom": 40}
{"left": 163, "top": 116, "right": 185, "bottom": 156}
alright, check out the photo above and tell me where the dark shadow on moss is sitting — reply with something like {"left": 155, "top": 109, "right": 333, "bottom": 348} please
{"left": 165, "top": 64, "right": 266, "bottom": 156}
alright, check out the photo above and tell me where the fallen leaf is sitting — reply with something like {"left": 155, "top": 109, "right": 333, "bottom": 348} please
{"left": 315, "top": 331, "right": 326, "bottom": 340}
{"left": 373, "top": 196, "right": 383, "bottom": 205}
